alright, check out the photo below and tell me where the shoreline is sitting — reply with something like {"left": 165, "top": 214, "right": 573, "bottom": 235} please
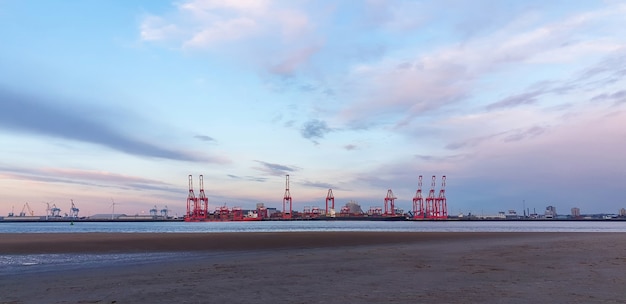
{"left": 2, "top": 232, "right": 625, "bottom": 303}
{"left": 2, "top": 217, "right": 626, "bottom": 223}
{"left": 0, "top": 231, "right": 542, "bottom": 254}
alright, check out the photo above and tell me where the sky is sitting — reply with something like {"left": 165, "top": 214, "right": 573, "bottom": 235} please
{"left": 1, "top": 0, "right": 625, "bottom": 217}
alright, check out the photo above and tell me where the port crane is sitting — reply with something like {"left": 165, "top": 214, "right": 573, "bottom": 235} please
{"left": 196, "top": 175, "right": 209, "bottom": 219}
{"left": 69, "top": 200, "right": 79, "bottom": 218}
{"left": 150, "top": 205, "right": 158, "bottom": 216}
{"left": 20, "top": 203, "right": 34, "bottom": 216}
{"left": 43, "top": 202, "right": 61, "bottom": 219}
{"left": 325, "top": 189, "right": 335, "bottom": 216}
{"left": 384, "top": 189, "right": 396, "bottom": 216}
{"left": 412, "top": 175, "right": 424, "bottom": 219}
{"left": 425, "top": 176, "right": 437, "bottom": 218}
{"left": 434, "top": 175, "right": 447, "bottom": 219}
{"left": 51, "top": 204, "right": 61, "bottom": 217}
{"left": 186, "top": 175, "right": 196, "bottom": 220}
{"left": 282, "top": 175, "right": 292, "bottom": 219}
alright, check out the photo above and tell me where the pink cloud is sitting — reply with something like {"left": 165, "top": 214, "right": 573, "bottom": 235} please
{"left": 338, "top": 4, "right": 626, "bottom": 127}
{"left": 268, "top": 45, "right": 321, "bottom": 76}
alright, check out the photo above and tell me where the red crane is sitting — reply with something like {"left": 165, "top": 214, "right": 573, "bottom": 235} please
{"left": 196, "top": 175, "right": 209, "bottom": 220}
{"left": 185, "top": 175, "right": 197, "bottom": 221}
{"left": 412, "top": 175, "right": 424, "bottom": 219}
{"left": 425, "top": 176, "right": 436, "bottom": 219}
{"left": 384, "top": 189, "right": 396, "bottom": 216}
{"left": 282, "top": 174, "right": 292, "bottom": 219}
{"left": 326, "top": 189, "right": 335, "bottom": 216}
{"left": 434, "top": 176, "right": 448, "bottom": 219}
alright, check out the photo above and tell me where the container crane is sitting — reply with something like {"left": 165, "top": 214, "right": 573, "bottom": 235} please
{"left": 325, "top": 189, "right": 335, "bottom": 216}
{"left": 20, "top": 203, "right": 34, "bottom": 217}
{"left": 425, "top": 176, "right": 437, "bottom": 219}
{"left": 384, "top": 189, "right": 396, "bottom": 216}
{"left": 149, "top": 205, "right": 158, "bottom": 217}
{"left": 51, "top": 204, "right": 61, "bottom": 217}
{"left": 282, "top": 175, "right": 292, "bottom": 219}
{"left": 69, "top": 200, "right": 79, "bottom": 218}
{"left": 412, "top": 175, "right": 424, "bottom": 219}
{"left": 434, "top": 176, "right": 448, "bottom": 219}
{"left": 185, "top": 175, "right": 197, "bottom": 221}
{"left": 196, "top": 175, "right": 209, "bottom": 219}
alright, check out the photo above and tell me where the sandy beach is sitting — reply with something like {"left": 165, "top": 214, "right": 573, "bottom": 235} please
{"left": 1, "top": 232, "right": 626, "bottom": 303}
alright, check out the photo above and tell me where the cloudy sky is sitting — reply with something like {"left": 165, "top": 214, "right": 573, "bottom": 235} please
{"left": 1, "top": 0, "right": 625, "bottom": 217}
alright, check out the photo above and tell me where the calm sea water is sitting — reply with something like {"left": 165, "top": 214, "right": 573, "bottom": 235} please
{"left": 2, "top": 221, "right": 625, "bottom": 275}
{"left": 2, "top": 220, "right": 626, "bottom": 233}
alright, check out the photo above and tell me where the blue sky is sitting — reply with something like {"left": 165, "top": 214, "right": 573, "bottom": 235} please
{"left": 1, "top": 0, "right": 625, "bottom": 217}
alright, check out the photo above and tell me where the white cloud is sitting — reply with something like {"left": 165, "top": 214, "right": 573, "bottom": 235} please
{"left": 140, "top": 15, "right": 179, "bottom": 41}
{"left": 179, "top": 0, "right": 270, "bottom": 15}
{"left": 142, "top": 0, "right": 314, "bottom": 48}
{"left": 139, "top": 1, "right": 626, "bottom": 138}
{"left": 140, "top": 0, "right": 319, "bottom": 76}
{"left": 183, "top": 17, "right": 258, "bottom": 48}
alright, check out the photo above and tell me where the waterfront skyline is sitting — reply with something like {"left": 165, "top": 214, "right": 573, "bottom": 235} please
{"left": 1, "top": 0, "right": 625, "bottom": 217}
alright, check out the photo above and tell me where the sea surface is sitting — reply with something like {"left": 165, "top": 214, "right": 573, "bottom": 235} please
{"left": 2, "top": 219, "right": 626, "bottom": 233}
{"left": 2, "top": 220, "right": 625, "bottom": 276}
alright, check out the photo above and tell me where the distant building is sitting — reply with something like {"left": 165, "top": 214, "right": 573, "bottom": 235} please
{"left": 266, "top": 207, "right": 278, "bottom": 217}
{"left": 571, "top": 207, "right": 581, "bottom": 217}
{"left": 90, "top": 213, "right": 127, "bottom": 220}
{"left": 506, "top": 210, "right": 519, "bottom": 220}
{"left": 620, "top": 208, "right": 626, "bottom": 217}
{"left": 344, "top": 201, "right": 364, "bottom": 214}
{"left": 545, "top": 206, "right": 557, "bottom": 219}
{"left": 477, "top": 212, "right": 506, "bottom": 220}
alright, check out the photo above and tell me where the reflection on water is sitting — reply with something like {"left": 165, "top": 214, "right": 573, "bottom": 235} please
{"left": 0, "top": 252, "right": 169, "bottom": 275}
{"left": 0, "top": 251, "right": 230, "bottom": 276}
{"left": 2, "top": 221, "right": 625, "bottom": 276}
{"left": 1, "top": 220, "right": 626, "bottom": 233}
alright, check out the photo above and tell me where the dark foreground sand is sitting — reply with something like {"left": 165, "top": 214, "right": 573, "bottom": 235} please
{"left": 1, "top": 232, "right": 626, "bottom": 303}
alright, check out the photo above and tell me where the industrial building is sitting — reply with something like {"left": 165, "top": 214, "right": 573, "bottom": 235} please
{"left": 184, "top": 174, "right": 448, "bottom": 221}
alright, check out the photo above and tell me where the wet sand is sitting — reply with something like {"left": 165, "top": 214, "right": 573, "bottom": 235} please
{"left": 1, "top": 232, "right": 625, "bottom": 303}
